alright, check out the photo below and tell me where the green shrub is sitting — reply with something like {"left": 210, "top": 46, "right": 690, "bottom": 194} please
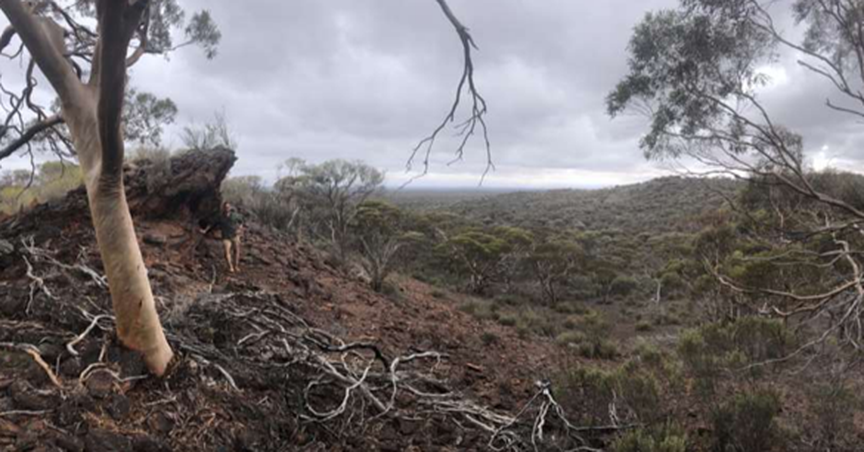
{"left": 678, "top": 317, "right": 794, "bottom": 397}
{"left": 480, "top": 331, "right": 499, "bottom": 346}
{"left": 497, "top": 313, "right": 518, "bottom": 327}
{"left": 517, "top": 309, "right": 558, "bottom": 337}
{"left": 562, "top": 315, "right": 580, "bottom": 330}
{"left": 459, "top": 300, "right": 499, "bottom": 321}
{"left": 493, "top": 293, "right": 522, "bottom": 307}
{"left": 555, "top": 331, "right": 586, "bottom": 347}
{"left": 610, "top": 275, "right": 639, "bottom": 297}
{"left": 554, "top": 301, "right": 588, "bottom": 315}
{"left": 611, "top": 426, "right": 687, "bottom": 452}
{"left": 633, "top": 341, "right": 684, "bottom": 385}
{"left": 556, "top": 364, "right": 662, "bottom": 427}
{"left": 636, "top": 320, "right": 653, "bottom": 332}
{"left": 809, "top": 380, "right": 859, "bottom": 449}
{"left": 430, "top": 289, "right": 447, "bottom": 299}
{"left": 576, "top": 340, "right": 619, "bottom": 360}
{"left": 653, "top": 312, "right": 681, "bottom": 326}
{"left": 458, "top": 300, "right": 480, "bottom": 315}
{"left": 711, "top": 389, "right": 783, "bottom": 452}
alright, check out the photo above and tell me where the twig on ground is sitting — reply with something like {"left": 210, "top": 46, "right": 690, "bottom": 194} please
{"left": 0, "top": 343, "right": 63, "bottom": 388}
{"left": 66, "top": 314, "right": 113, "bottom": 356}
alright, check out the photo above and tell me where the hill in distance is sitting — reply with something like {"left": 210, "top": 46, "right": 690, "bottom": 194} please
{"left": 390, "top": 176, "right": 740, "bottom": 233}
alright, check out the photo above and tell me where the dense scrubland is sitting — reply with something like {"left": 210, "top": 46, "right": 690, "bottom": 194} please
{"left": 3, "top": 154, "right": 864, "bottom": 450}
{"left": 3, "top": 0, "right": 864, "bottom": 449}
{"left": 214, "top": 163, "right": 864, "bottom": 451}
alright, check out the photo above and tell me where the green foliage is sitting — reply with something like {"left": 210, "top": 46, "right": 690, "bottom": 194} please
{"left": 553, "top": 301, "right": 587, "bottom": 315}
{"left": 527, "top": 233, "right": 583, "bottom": 304}
{"left": 711, "top": 390, "right": 783, "bottom": 452}
{"left": 351, "top": 201, "right": 421, "bottom": 291}
{"left": 480, "top": 331, "right": 499, "bottom": 346}
{"left": 808, "top": 379, "right": 860, "bottom": 449}
{"left": 433, "top": 177, "right": 737, "bottom": 235}
{"left": 557, "top": 363, "right": 662, "bottom": 427}
{"left": 182, "top": 111, "right": 237, "bottom": 151}
{"left": 607, "top": 4, "right": 773, "bottom": 156}
{"left": 555, "top": 331, "right": 586, "bottom": 347}
{"left": 497, "top": 313, "right": 518, "bottom": 327}
{"left": 572, "top": 310, "right": 619, "bottom": 359}
{"left": 437, "top": 226, "right": 532, "bottom": 294}
{"left": 124, "top": 89, "right": 178, "bottom": 147}
{"left": 610, "top": 426, "right": 687, "bottom": 452}
{"left": 635, "top": 320, "right": 653, "bottom": 332}
{"left": 678, "top": 318, "right": 794, "bottom": 396}
{"left": 610, "top": 276, "right": 639, "bottom": 297}
{"left": 0, "top": 161, "right": 82, "bottom": 214}
{"left": 515, "top": 308, "right": 557, "bottom": 338}
{"left": 458, "top": 300, "right": 499, "bottom": 322}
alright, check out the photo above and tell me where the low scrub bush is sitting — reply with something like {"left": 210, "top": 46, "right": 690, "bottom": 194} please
{"left": 636, "top": 320, "right": 653, "bottom": 332}
{"left": 711, "top": 389, "right": 783, "bottom": 452}
{"left": 556, "top": 363, "right": 662, "bottom": 427}
{"left": 555, "top": 331, "right": 587, "bottom": 347}
{"left": 678, "top": 317, "right": 794, "bottom": 396}
{"left": 480, "top": 331, "right": 499, "bottom": 346}
{"left": 611, "top": 425, "right": 687, "bottom": 452}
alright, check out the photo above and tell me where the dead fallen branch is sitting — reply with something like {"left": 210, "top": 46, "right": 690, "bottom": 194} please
{"left": 165, "top": 291, "right": 598, "bottom": 451}
{"left": 0, "top": 342, "right": 62, "bottom": 388}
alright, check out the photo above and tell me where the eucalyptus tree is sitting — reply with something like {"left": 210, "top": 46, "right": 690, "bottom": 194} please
{"left": 438, "top": 226, "right": 532, "bottom": 294}
{"left": 609, "top": 0, "right": 864, "bottom": 350}
{"left": 0, "top": 0, "right": 219, "bottom": 375}
{"left": 277, "top": 159, "right": 385, "bottom": 259}
{"left": 351, "top": 200, "right": 422, "bottom": 292}
{"left": 0, "top": 0, "right": 485, "bottom": 377}
{"left": 527, "top": 233, "right": 583, "bottom": 305}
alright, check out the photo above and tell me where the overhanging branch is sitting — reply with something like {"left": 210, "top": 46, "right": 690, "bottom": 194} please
{"left": 0, "top": 115, "right": 64, "bottom": 161}
{"left": 0, "top": 0, "right": 82, "bottom": 100}
{"left": 406, "top": 0, "right": 491, "bottom": 185}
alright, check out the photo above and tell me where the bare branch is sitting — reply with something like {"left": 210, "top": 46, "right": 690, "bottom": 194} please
{"left": 405, "top": 0, "right": 491, "bottom": 185}
{"left": 0, "top": 0, "right": 82, "bottom": 100}
{"left": 0, "top": 115, "right": 64, "bottom": 160}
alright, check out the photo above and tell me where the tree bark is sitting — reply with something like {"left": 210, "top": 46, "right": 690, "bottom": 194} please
{"left": 0, "top": 0, "right": 174, "bottom": 376}
{"left": 66, "top": 97, "right": 173, "bottom": 376}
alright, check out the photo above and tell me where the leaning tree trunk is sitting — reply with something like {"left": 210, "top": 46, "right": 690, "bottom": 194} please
{"left": 0, "top": 0, "right": 175, "bottom": 375}
{"left": 70, "top": 106, "right": 172, "bottom": 375}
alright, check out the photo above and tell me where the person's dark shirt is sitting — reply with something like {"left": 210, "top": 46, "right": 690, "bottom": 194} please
{"left": 218, "top": 211, "right": 243, "bottom": 239}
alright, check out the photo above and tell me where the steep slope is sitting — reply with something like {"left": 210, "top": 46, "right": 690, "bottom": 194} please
{"left": 0, "top": 150, "right": 567, "bottom": 451}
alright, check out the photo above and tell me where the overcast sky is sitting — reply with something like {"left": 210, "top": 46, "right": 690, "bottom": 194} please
{"left": 4, "top": 0, "right": 864, "bottom": 188}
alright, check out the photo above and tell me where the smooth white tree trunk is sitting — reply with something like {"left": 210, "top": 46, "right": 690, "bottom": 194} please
{"left": 67, "top": 99, "right": 173, "bottom": 375}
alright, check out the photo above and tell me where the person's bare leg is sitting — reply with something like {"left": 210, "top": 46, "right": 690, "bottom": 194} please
{"left": 233, "top": 237, "right": 242, "bottom": 272}
{"left": 223, "top": 239, "right": 235, "bottom": 273}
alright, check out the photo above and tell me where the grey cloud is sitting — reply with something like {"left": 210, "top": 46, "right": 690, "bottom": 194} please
{"left": 5, "top": 0, "right": 861, "bottom": 186}
{"left": 126, "top": 0, "right": 684, "bottom": 187}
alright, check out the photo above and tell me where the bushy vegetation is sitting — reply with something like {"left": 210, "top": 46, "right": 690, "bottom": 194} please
{"left": 0, "top": 161, "right": 82, "bottom": 214}
{"left": 11, "top": 154, "right": 861, "bottom": 450}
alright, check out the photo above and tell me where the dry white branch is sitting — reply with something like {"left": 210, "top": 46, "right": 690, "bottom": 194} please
{"left": 66, "top": 314, "right": 113, "bottom": 356}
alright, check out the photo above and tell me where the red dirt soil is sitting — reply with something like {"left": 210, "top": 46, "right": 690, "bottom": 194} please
{"left": 0, "top": 150, "right": 566, "bottom": 451}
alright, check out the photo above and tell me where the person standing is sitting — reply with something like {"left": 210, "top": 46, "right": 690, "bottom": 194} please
{"left": 202, "top": 201, "right": 245, "bottom": 273}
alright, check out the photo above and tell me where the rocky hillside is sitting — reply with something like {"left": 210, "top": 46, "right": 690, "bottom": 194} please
{"left": 0, "top": 149, "right": 576, "bottom": 452}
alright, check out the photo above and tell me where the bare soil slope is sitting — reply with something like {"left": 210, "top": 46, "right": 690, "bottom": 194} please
{"left": 0, "top": 150, "right": 566, "bottom": 452}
